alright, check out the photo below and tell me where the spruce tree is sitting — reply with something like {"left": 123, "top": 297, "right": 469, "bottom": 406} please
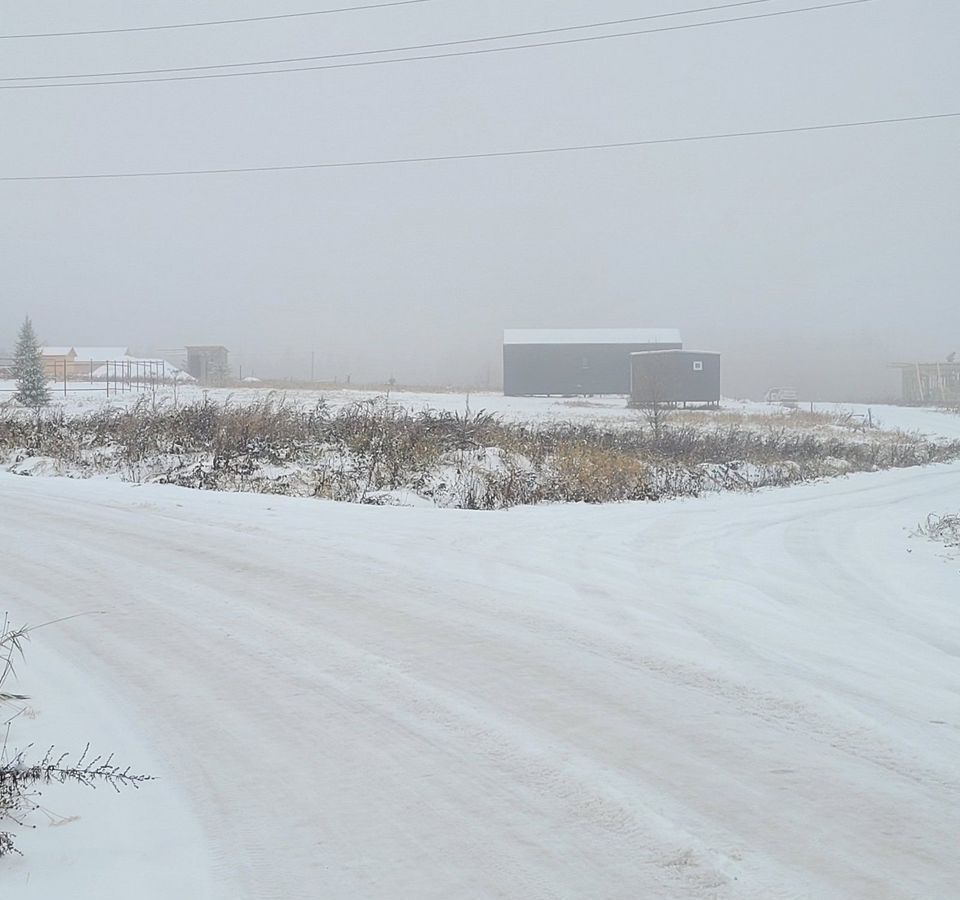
{"left": 12, "top": 316, "right": 50, "bottom": 410}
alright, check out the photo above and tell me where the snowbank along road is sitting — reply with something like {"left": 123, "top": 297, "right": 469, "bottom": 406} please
{"left": 2, "top": 425, "right": 960, "bottom": 897}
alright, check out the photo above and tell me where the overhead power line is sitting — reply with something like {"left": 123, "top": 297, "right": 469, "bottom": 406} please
{"left": 0, "top": 0, "right": 877, "bottom": 90}
{"left": 3, "top": 0, "right": 783, "bottom": 81}
{"left": 0, "top": 0, "right": 439, "bottom": 40}
{"left": 2, "top": 112, "right": 955, "bottom": 182}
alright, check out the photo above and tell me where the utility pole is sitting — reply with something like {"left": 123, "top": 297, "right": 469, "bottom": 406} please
{"left": 310, "top": 350, "right": 315, "bottom": 383}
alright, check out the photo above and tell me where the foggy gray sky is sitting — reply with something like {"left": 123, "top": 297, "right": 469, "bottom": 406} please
{"left": 2, "top": 0, "right": 958, "bottom": 398}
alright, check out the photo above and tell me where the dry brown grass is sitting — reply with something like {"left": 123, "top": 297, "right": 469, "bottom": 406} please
{"left": 668, "top": 407, "right": 871, "bottom": 431}
{"left": 550, "top": 446, "right": 654, "bottom": 502}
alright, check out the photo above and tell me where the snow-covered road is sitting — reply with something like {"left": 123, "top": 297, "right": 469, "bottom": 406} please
{"left": 4, "top": 460, "right": 960, "bottom": 898}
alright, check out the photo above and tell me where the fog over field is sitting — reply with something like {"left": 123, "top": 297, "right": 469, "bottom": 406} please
{"left": 3, "top": 5, "right": 960, "bottom": 895}
{"left": 2, "top": 0, "right": 958, "bottom": 398}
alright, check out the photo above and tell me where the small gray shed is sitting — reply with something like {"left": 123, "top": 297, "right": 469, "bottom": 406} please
{"left": 186, "top": 345, "right": 230, "bottom": 385}
{"left": 630, "top": 350, "right": 721, "bottom": 407}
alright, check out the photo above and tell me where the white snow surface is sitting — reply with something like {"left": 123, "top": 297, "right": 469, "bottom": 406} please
{"left": 3, "top": 403, "right": 960, "bottom": 897}
{"left": 5, "top": 380, "right": 960, "bottom": 439}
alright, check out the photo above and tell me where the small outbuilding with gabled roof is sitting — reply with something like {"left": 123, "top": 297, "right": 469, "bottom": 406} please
{"left": 629, "top": 349, "right": 721, "bottom": 408}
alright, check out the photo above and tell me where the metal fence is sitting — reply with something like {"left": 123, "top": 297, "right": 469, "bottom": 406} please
{"left": 0, "top": 358, "right": 171, "bottom": 397}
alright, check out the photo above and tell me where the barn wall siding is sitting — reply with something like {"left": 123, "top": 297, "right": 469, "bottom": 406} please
{"left": 503, "top": 342, "right": 682, "bottom": 396}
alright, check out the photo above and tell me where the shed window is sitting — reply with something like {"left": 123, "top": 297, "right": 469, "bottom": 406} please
{"left": 693, "top": 360, "right": 703, "bottom": 371}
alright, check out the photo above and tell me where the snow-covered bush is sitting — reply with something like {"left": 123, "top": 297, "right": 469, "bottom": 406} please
{"left": 0, "top": 396, "right": 958, "bottom": 509}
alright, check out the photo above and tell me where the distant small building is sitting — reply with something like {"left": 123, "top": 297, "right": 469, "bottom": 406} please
{"left": 630, "top": 350, "right": 721, "bottom": 408}
{"left": 186, "top": 345, "right": 230, "bottom": 385}
{"left": 41, "top": 345, "right": 129, "bottom": 377}
{"left": 40, "top": 346, "right": 77, "bottom": 377}
{"left": 891, "top": 360, "right": 960, "bottom": 403}
{"left": 503, "top": 328, "right": 682, "bottom": 396}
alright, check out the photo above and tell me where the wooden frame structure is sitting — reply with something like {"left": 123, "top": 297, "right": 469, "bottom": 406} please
{"left": 890, "top": 361, "right": 960, "bottom": 403}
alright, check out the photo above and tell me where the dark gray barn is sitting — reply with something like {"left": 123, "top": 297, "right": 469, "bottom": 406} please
{"left": 503, "top": 329, "right": 682, "bottom": 396}
{"left": 630, "top": 350, "right": 721, "bottom": 407}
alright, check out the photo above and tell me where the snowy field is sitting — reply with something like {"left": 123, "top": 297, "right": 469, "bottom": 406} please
{"left": 5, "top": 377, "right": 960, "bottom": 448}
{"left": 4, "top": 378, "right": 960, "bottom": 433}
{"left": 3, "top": 396, "right": 960, "bottom": 898}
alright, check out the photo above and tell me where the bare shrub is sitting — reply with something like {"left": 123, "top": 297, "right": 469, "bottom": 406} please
{"left": 1, "top": 398, "right": 958, "bottom": 509}
{"left": 0, "top": 616, "right": 151, "bottom": 857}
{"left": 916, "top": 512, "right": 960, "bottom": 549}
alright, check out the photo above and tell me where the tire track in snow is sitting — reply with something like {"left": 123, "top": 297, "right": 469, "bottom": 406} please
{"left": 3, "top": 462, "right": 960, "bottom": 898}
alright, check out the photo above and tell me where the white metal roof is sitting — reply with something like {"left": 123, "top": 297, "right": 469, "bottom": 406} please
{"left": 71, "top": 347, "right": 130, "bottom": 361}
{"left": 631, "top": 349, "right": 719, "bottom": 356}
{"left": 41, "top": 346, "right": 131, "bottom": 360}
{"left": 503, "top": 328, "right": 681, "bottom": 346}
